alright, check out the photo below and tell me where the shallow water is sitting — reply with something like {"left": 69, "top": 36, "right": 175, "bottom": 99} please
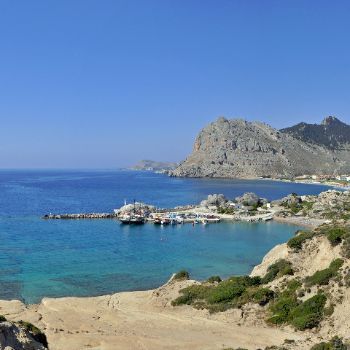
{"left": 0, "top": 170, "right": 329, "bottom": 303}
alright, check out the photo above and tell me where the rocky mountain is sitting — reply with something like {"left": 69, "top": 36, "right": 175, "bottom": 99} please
{"left": 129, "top": 160, "right": 178, "bottom": 172}
{"left": 281, "top": 116, "right": 350, "bottom": 150}
{"left": 170, "top": 116, "right": 350, "bottom": 178}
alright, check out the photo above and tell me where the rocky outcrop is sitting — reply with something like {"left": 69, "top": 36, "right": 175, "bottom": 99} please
{"left": 170, "top": 117, "right": 350, "bottom": 178}
{"left": 199, "top": 194, "right": 228, "bottom": 207}
{"left": 0, "top": 321, "right": 47, "bottom": 350}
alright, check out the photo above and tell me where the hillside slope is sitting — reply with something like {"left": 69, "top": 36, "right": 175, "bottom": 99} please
{"left": 281, "top": 116, "right": 350, "bottom": 150}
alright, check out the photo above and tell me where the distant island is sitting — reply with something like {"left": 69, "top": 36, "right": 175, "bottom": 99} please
{"left": 170, "top": 116, "right": 350, "bottom": 179}
{"left": 129, "top": 160, "right": 178, "bottom": 172}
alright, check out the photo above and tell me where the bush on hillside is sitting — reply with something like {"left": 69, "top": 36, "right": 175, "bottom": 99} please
{"left": 304, "top": 259, "right": 344, "bottom": 286}
{"left": 173, "top": 270, "right": 190, "bottom": 281}
{"left": 207, "top": 275, "right": 222, "bottom": 283}
{"left": 261, "top": 259, "right": 294, "bottom": 284}
{"left": 310, "top": 336, "right": 348, "bottom": 350}
{"left": 289, "top": 293, "right": 327, "bottom": 330}
{"left": 326, "top": 227, "right": 347, "bottom": 246}
{"left": 172, "top": 275, "right": 271, "bottom": 312}
{"left": 287, "top": 230, "right": 315, "bottom": 251}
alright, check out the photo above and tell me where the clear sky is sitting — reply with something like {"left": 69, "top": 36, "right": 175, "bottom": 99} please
{"left": 1, "top": 0, "right": 350, "bottom": 168}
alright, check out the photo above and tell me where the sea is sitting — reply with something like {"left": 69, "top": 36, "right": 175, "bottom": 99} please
{"left": 0, "top": 170, "right": 331, "bottom": 304}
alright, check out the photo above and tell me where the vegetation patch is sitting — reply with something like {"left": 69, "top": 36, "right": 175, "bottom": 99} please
{"left": 267, "top": 280, "right": 300, "bottom": 325}
{"left": 207, "top": 275, "right": 222, "bottom": 283}
{"left": 0, "top": 315, "right": 7, "bottom": 322}
{"left": 287, "top": 230, "right": 315, "bottom": 251}
{"left": 289, "top": 293, "right": 327, "bottom": 330}
{"left": 173, "top": 270, "right": 190, "bottom": 281}
{"left": 267, "top": 278, "right": 326, "bottom": 330}
{"left": 217, "top": 206, "right": 235, "bottom": 214}
{"left": 326, "top": 227, "right": 347, "bottom": 246}
{"left": 310, "top": 336, "right": 349, "bottom": 350}
{"left": 171, "top": 275, "right": 273, "bottom": 313}
{"left": 317, "top": 224, "right": 350, "bottom": 246}
{"left": 261, "top": 259, "right": 294, "bottom": 284}
{"left": 304, "top": 259, "right": 344, "bottom": 287}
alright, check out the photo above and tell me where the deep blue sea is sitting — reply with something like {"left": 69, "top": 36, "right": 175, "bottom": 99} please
{"left": 0, "top": 170, "right": 330, "bottom": 304}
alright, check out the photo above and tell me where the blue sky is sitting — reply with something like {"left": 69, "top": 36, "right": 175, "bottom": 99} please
{"left": 1, "top": 0, "right": 350, "bottom": 168}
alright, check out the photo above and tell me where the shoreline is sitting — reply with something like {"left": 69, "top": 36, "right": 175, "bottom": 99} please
{"left": 260, "top": 176, "right": 350, "bottom": 191}
{"left": 272, "top": 215, "right": 327, "bottom": 229}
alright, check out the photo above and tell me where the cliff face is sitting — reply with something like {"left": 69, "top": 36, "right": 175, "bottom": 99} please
{"left": 170, "top": 117, "right": 350, "bottom": 178}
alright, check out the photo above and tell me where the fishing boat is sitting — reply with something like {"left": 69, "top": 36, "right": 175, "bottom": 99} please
{"left": 119, "top": 200, "right": 145, "bottom": 224}
{"left": 153, "top": 216, "right": 171, "bottom": 225}
{"left": 119, "top": 214, "right": 145, "bottom": 224}
{"left": 206, "top": 215, "right": 221, "bottom": 223}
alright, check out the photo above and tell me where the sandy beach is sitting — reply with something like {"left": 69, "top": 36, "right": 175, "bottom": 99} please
{"left": 0, "top": 278, "right": 306, "bottom": 350}
{"left": 272, "top": 215, "right": 327, "bottom": 229}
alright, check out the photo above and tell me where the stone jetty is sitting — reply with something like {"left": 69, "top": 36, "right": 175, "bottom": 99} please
{"left": 43, "top": 213, "right": 117, "bottom": 219}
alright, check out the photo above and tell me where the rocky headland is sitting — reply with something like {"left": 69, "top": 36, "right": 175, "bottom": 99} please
{"left": 170, "top": 116, "right": 350, "bottom": 178}
{"left": 129, "top": 160, "right": 178, "bottom": 172}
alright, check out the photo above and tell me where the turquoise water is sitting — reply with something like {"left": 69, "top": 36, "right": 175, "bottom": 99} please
{"left": 0, "top": 170, "right": 330, "bottom": 303}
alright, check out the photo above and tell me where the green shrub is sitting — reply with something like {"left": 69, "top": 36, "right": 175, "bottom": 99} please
{"left": 287, "top": 230, "right": 315, "bottom": 251}
{"left": 249, "top": 287, "right": 275, "bottom": 306}
{"left": 289, "top": 293, "right": 327, "bottom": 330}
{"left": 285, "top": 279, "right": 302, "bottom": 293}
{"left": 310, "top": 336, "right": 348, "bottom": 350}
{"left": 304, "top": 259, "right": 344, "bottom": 286}
{"left": 267, "top": 278, "right": 326, "bottom": 330}
{"left": 289, "top": 203, "right": 301, "bottom": 214}
{"left": 261, "top": 259, "right": 294, "bottom": 284}
{"left": 172, "top": 275, "right": 267, "bottom": 312}
{"left": 217, "top": 207, "right": 235, "bottom": 214}
{"left": 171, "top": 284, "right": 212, "bottom": 306}
{"left": 301, "top": 201, "right": 314, "bottom": 211}
{"left": 207, "top": 275, "right": 222, "bottom": 283}
{"left": 173, "top": 270, "right": 190, "bottom": 280}
{"left": 206, "top": 280, "right": 246, "bottom": 304}
{"left": 268, "top": 295, "right": 299, "bottom": 325}
{"left": 311, "top": 342, "right": 333, "bottom": 350}
{"left": 0, "top": 315, "right": 7, "bottom": 322}
{"left": 267, "top": 279, "right": 301, "bottom": 324}
{"left": 326, "top": 227, "right": 347, "bottom": 246}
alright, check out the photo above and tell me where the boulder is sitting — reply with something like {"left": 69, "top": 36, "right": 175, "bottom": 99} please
{"left": 200, "top": 194, "right": 228, "bottom": 207}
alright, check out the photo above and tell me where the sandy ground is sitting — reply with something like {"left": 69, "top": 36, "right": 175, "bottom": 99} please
{"left": 272, "top": 215, "right": 327, "bottom": 229}
{"left": 0, "top": 278, "right": 307, "bottom": 350}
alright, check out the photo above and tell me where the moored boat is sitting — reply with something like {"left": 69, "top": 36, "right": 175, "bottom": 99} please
{"left": 120, "top": 214, "right": 145, "bottom": 224}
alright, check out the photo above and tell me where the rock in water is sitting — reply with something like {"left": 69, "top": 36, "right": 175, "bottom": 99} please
{"left": 170, "top": 117, "right": 350, "bottom": 178}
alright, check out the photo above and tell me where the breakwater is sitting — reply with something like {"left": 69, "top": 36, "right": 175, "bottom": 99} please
{"left": 43, "top": 213, "right": 117, "bottom": 219}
